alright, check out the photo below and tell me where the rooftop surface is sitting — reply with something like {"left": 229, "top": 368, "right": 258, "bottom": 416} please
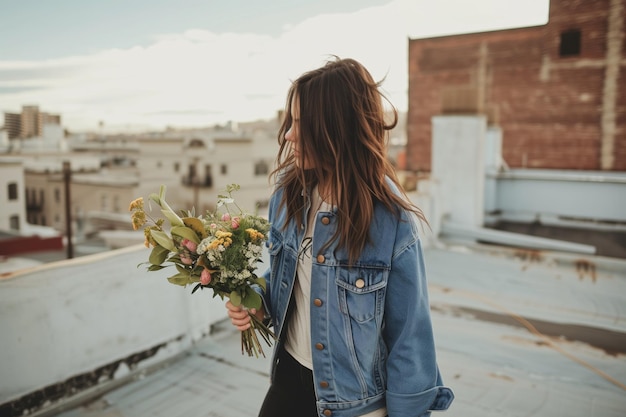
{"left": 44, "top": 244, "right": 626, "bottom": 417}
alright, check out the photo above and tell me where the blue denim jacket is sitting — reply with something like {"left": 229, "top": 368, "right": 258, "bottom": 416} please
{"left": 262, "top": 184, "right": 454, "bottom": 417}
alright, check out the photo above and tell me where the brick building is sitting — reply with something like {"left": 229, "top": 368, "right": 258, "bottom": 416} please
{"left": 407, "top": 0, "right": 625, "bottom": 172}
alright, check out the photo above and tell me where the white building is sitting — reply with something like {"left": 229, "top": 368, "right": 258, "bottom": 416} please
{"left": 135, "top": 128, "right": 277, "bottom": 219}
{"left": 3, "top": 117, "right": 280, "bottom": 250}
{"left": 0, "top": 129, "right": 9, "bottom": 152}
{"left": 0, "top": 157, "right": 26, "bottom": 232}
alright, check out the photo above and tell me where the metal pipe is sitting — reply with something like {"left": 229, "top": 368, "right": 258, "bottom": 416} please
{"left": 63, "top": 161, "right": 74, "bottom": 259}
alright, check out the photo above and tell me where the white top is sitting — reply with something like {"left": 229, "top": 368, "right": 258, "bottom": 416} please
{"left": 284, "top": 187, "right": 387, "bottom": 417}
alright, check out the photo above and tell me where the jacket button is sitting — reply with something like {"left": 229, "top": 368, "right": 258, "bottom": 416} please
{"left": 355, "top": 278, "right": 365, "bottom": 288}
{"left": 321, "top": 216, "right": 330, "bottom": 225}
{"left": 323, "top": 410, "right": 332, "bottom": 416}
{"left": 314, "top": 298, "right": 323, "bottom": 307}
{"left": 315, "top": 343, "right": 324, "bottom": 350}
{"left": 316, "top": 254, "right": 325, "bottom": 263}
{"left": 319, "top": 381, "right": 329, "bottom": 388}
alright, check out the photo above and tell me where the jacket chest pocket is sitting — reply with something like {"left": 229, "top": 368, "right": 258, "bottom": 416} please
{"left": 335, "top": 266, "right": 388, "bottom": 323}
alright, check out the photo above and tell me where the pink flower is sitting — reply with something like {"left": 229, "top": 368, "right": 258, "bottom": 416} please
{"left": 200, "top": 268, "right": 212, "bottom": 285}
{"left": 221, "top": 213, "right": 231, "bottom": 222}
{"left": 231, "top": 216, "right": 240, "bottom": 229}
{"left": 180, "top": 254, "right": 193, "bottom": 265}
{"left": 181, "top": 238, "right": 198, "bottom": 253}
{"left": 210, "top": 223, "right": 217, "bottom": 229}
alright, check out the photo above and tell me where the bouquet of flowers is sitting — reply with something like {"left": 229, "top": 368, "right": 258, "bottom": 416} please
{"left": 130, "top": 184, "right": 275, "bottom": 357}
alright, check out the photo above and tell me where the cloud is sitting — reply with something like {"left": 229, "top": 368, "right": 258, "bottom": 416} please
{"left": 0, "top": 0, "right": 548, "bottom": 133}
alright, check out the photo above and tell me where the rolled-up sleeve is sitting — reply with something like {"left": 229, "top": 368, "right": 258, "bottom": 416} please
{"left": 383, "top": 237, "right": 454, "bottom": 416}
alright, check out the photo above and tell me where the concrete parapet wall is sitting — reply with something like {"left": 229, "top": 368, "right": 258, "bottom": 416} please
{"left": 0, "top": 245, "right": 229, "bottom": 414}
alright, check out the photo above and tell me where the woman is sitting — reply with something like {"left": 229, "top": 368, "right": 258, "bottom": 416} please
{"left": 226, "top": 57, "right": 453, "bottom": 417}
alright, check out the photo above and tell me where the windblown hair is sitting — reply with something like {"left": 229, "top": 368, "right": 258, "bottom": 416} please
{"left": 271, "top": 57, "right": 426, "bottom": 263}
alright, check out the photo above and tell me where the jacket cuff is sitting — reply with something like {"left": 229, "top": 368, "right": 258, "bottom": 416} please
{"left": 386, "top": 386, "right": 454, "bottom": 416}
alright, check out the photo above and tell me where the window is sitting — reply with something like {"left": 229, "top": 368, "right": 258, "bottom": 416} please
{"left": 188, "top": 163, "right": 198, "bottom": 181}
{"left": 9, "top": 215, "right": 19, "bottom": 230}
{"left": 254, "top": 160, "right": 269, "bottom": 176}
{"left": 55, "top": 188, "right": 61, "bottom": 203}
{"left": 221, "top": 164, "right": 228, "bottom": 175}
{"left": 189, "top": 139, "right": 205, "bottom": 148}
{"left": 204, "top": 164, "right": 213, "bottom": 187}
{"left": 174, "top": 162, "right": 180, "bottom": 173}
{"left": 8, "top": 183, "right": 18, "bottom": 200}
{"left": 559, "top": 29, "right": 581, "bottom": 57}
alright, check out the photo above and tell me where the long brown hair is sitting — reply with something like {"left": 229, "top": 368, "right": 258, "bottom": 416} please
{"left": 271, "top": 57, "right": 426, "bottom": 263}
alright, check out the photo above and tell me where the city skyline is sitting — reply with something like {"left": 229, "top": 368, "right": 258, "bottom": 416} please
{"left": 0, "top": 0, "right": 549, "bottom": 133}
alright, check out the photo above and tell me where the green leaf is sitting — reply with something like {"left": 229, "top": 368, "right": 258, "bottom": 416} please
{"left": 161, "top": 209, "right": 184, "bottom": 227}
{"left": 148, "top": 193, "right": 160, "bottom": 205}
{"left": 183, "top": 217, "right": 208, "bottom": 239}
{"left": 167, "top": 272, "right": 194, "bottom": 286}
{"left": 230, "top": 290, "right": 242, "bottom": 306}
{"left": 242, "top": 288, "right": 262, "bottom": 310}
{"left": 175, "top": 263, "right": 199, "bottom": 276}
{"left": 147, "top": 264, "right": 166, "bottom": 271}
{"left": 153, "top": 185, "right": 184, "bottom": 227}
{"left": 171, "top": 225, "right": 201, "bottom": 243}
{"left": 150, "top": 229, "right": 176, "bottom": 252}
{"left": 254, "top": 277, "right": 267, "bottom": 292}
{"left": 149, "top": 245, "right": 170, "bottom": 265}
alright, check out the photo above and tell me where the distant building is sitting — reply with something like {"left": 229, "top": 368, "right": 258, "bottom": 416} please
{"left": 0, "top": 158, "right": 26, "bottom": 232}
{"left": 407, "top": 0, "right": 626, "bottom": 172}
{"left": 20, "top": 105, "right": 40, "bottom": 138}
{"left": 1, "top": 112, "right": 281, "bottom": 249}
{"left": 3, "top": 113, "right": 20, "bottom": 140}
{"left": 3, "top": 105, "right": 62, "bottom": 140}
{"left": 15, "top": 121, "right": 278, "bottom": 241}
{"left": 22, "top": 157, "right": 130, "bottom": 235}
{"left": 135, "top": 130, "right": 276, "bottom": 216}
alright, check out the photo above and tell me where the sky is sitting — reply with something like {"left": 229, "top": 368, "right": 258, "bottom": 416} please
{"left": 0, "top": 0, "right": 550, "bottom": 133}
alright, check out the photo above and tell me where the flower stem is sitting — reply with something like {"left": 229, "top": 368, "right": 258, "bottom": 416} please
{"left": 239, "top": 313, "right": 276, "bottom": 358}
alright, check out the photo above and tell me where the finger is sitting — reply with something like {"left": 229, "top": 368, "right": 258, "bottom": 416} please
{"left": 228, "top": 308, "right": 252, "bottom": 322}
{"left": 225, "top": 300, "right": 243, "bottom": 312}
{"left": 226, "top": 309, "right": 250, "bottom": 319}
{"left": 236, "top": 323, "right": 251, "bottom": 331}
{"left": 230, "top": 315, "right": 252, "bottom": 331}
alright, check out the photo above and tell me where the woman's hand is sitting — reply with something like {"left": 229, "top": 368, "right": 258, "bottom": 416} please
{"left": 225, "top": 300, "right": 265, "bottom": 331}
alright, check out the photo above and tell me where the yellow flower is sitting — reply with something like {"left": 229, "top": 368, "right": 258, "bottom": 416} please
{"left": 208, "top": 231, "right": 233, "bottom": 249}
{"left": 129, "top": 197, "right": 144, "bottom": 211}
{"left": 143, "top": 227, "right": 156, "bottom": 247}
{"left": 245, "top": 228, "right": 264, "bottom": 242}
{"left": 131, "top": 211, "right": 147, "bottom": 230}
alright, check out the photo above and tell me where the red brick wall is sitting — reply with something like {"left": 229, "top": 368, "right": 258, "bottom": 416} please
{"left": 407, "top": 0, "right": 624, "bottom": 172}
{"left": 618, "top": 62, "right": 626, "bottom": 169}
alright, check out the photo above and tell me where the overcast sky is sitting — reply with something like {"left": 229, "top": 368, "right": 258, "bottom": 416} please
{"left": 0, "top": 0, "right": 549, "bottom": 133}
